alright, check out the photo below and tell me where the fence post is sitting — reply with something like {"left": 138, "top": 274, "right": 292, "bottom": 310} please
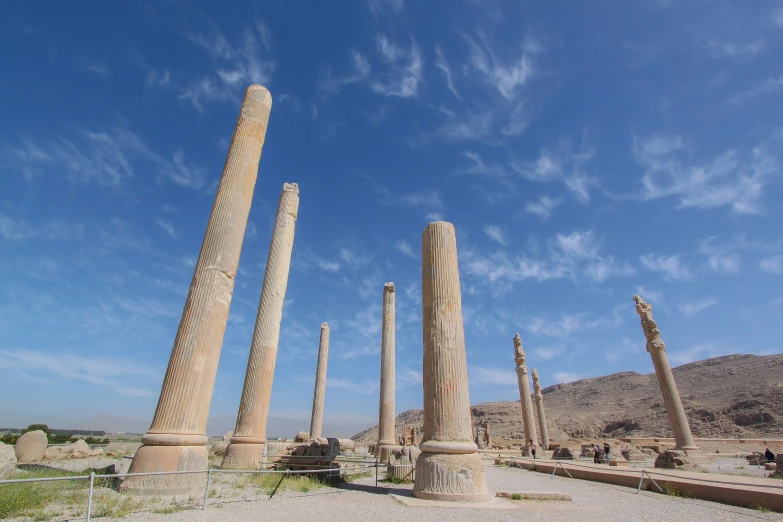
{"left": 375, "top": 458, "right": 379, "bottom": 487}
{"left": 86, "top": 471, "right": 95, "bottom": 521}
{"left": 636, "top": 468, "right": 645, "bottom": 494}
{"left": 202, "top": 469, "right": 212, "bottom": 510}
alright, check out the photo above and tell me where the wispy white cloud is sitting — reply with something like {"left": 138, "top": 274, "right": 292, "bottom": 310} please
{"left": 727, "top": 77, "right": 783, "bottom": 108}
{"left": 759, "top": 255, "right": 783, "bottom": 275}
{"left": 394, "top": 239, "right": 416, "bottom": 258}
{"left": 327, "top": 378, "right": 378, "bottom": 394}
{"left": 553, "top": 372, "right": 585, "bottom": 384}
{"left": 85, "top": 64, "right": 111, "bottom": 77}
{"left": 630, "top": 131, "right": 782, "bottom": 214}
{"left": 470, "top": 367, "right": 518, "bottom": 386}
{"left": 318, "top": 51, "right": 371, "bottom": 96}
{"left": 461, "top": 31, "right": 536, "bottom": 100}
{"left": 639, "top": 253, "right": 691, "bottom": 281}
{"left": 462, "top": 230, "right": 634, "bottom": 287}
{"left": 434, "top": 46, "right": 461, "bottom": 100}
{"left": 678, "top": 298, "right": 718, "bottom": 316}
{"left": 156, "top": 218, "right": 176, "bottom": 238}
{"left": 636, "top": 286, "right": 663, "bottom": 305}
{"left": 371, "top": 34, "right": 423, "bottom": 98}
{"left": 0, "top": 214, "right": 85, "bottom": 242}
{"left": 178, "top": 19, "right": 275, "bottom": 112}
{"left": 525, "top": 195, "right": 563, "bottom": 220}
{"left": 1, "top": 126, "right": 206, "bottom": 190}
{"left": 703, "top": 39, "right": 765, "bottom": 59}
{"left": 483, "top": 225, "right": 507, "bottom": 246}
{"left": 0, "top": 348, "right": 160, "bottom": 397}
{"left": 366, "top": 0, "right": 404, "bottom": 17}
{"left": 511, "top": 136, "right": 599, "bottom": 203}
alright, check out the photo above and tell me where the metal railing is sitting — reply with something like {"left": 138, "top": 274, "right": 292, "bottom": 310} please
{"left": 0, "top": 460, "right": 382, "bottom": 521}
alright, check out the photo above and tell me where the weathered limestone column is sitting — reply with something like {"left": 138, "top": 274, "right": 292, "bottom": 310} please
{"left": 514, "top": 334, "right": 537, "bottom": 448}
{"left": 531, "top": 369, "right": 550, "bottom": 450}
{"left": 633, "top": 295, "right": 699, "bottom": 451}
{"left": 222, "top": 183, "right": 299, "bottom": 469}
{"left": 309, "top": 323, "right": 330, "bottom": 440}
{"left": 376, "top": 282, "right": 398, "bottom": 461}
{"left": 413, "top": 221, "right": 489, "bottom": 502}
{"left": 121, "top": 85, "right": 272, "bottom": 495}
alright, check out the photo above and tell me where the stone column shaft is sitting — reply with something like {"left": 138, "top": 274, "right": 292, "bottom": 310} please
{"left": 222, "top": 183, "right": 299, "bottom": 469}
{"left": 413, "top": 221, "right": 489, "bottom": 502}
{"left": 634, "top": 295, "right": 698, "bottom": 450}
{"left": 531, "top": 369, "right": 549, "bottom": 450}
{"left": 121, "top": 85, "right": 272, "bottom": 494}
{"left": 514, "top": 334, "right": 537, "bottom": 446}
{"left": 309, "top": 323, "right": 330, "bottom": 440}
{"left": 377, "top": 283, "right": 396, "bottom": 458}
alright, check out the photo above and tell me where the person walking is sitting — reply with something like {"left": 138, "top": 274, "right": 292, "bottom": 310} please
{"left": 765, "top": 448, "right": 775, "bottom": 463}
{"left": 530, "top": 439, "right": 537, "bottom": 459}
{"left": 604, "top": 443, "right": 611, "bottom": 464}
{"left": 593, "top": 444, "right": 600, "bottom": 464}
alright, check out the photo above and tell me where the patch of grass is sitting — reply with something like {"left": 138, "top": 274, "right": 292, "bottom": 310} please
{"left": 341, "top": 469, "right": 373, "bottom": 483}
{"left": 754, "top": 504, "right": 771, "bottom": 513}
{"left": 735, "top": 466, "right": 745, "bottom": 470}
{"left": 90, "top": 492, "right": 143, "bottom": 519}
{"left": 153, "top": 503, "right": 189, "bottom": 514}
{"left": 662, "top": 485, "right": 690, "bottom": 498}
{"left": 0, "top": 468, "right": 87, "bottom": 519}
{"left": 511, "top": 493, "right": 523, "bottom": 500}
{"left": 243, "top": 472, "right": 331, "bottom": 494}
{"left": 381, "top": 475, "right": 413, "bottom": 485}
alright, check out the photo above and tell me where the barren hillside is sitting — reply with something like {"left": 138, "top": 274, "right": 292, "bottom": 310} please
{"left": 352, "top": 354, "right": 783, "bottom": 442}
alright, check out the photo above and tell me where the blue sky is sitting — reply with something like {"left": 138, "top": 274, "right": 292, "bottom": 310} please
{"left": 1, "top": 0, "right": 782, "bottom": 434}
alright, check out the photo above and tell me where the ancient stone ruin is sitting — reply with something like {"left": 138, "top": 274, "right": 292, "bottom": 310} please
{"left": 531, "top": 369, "right": 550, "bottom": 450}
{"left": 412, "top": 221, "right": 489, "bottom": 502}
{"left": 377, "top": 282, "right": 399, "bottom": 462}
{"left": 14, "top": 430, "right": 47, "bottom": 463}
{"left": 120, "top": 84, "right": 273, "bottom": 495}
{"left": 633, "top": 295, "right": 706, "bottom": 462}
{"left": 309, "top": 322, "right": 330, "bottom": 440}
{"left": 223, "top": 183, "right": 299, "bottom": 469}
{"left": 514, "top": 334, "right": 537, "bottom": 450}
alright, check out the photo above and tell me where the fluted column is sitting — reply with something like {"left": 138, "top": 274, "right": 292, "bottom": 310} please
{"left": 121, "top": 85, "right": 272, "bottom": 495}
{"left": 531, "top": 369, "right": 549, "bottom": 450}
{"left": 376, "top": 282, "right": 397, "bottom": 461}
{"left": 309, "top": 323, "right": 330, "bottom": 440}
{"left": 413, "top": 221, "right": 489, "bottom": 502}
{"left": 514, "top": 334, "right": 537, "bottom": 448}
{"left": 633, "top": 296, "right": 698, "bottom": 450}
{"left": 222, "top": 183, "right": 299, "bottom": 469}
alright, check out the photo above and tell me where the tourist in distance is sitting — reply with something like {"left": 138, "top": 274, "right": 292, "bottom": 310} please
{"left": 604, "top": 443, "right": 611, "bottom": 464}
{"left": 593, "top": 444, "right": 600, "bottom": 463}
{"left": 765, "top": 447, "right": 776, "bottom": 463}
{"left": 530, "top": 439, "right": 537, "bottom": 459}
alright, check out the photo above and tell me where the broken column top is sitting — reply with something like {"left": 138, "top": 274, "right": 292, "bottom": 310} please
{"left": 321, "top": 322, "right": 329, "bottom": 330}
{"left": 513, "top": 333, "right": 526, "bottom": 364}
{"left": 532, "top": 369, "right": 540, "bottom": 384}
{"left": 239, "top": 85, "right": 272, "bottom": 125}
{"left": 282, "top": 182, "right": 299, "bottom": 194}
{"left": 384, "top": 282, "right": 395, "bottom": 292}
{"left": 633, "top": 295, "right": 662, "bottom": 345}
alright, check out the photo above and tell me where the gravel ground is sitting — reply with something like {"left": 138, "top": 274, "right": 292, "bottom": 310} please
{"left": 108, "top": 463, "right": 781, "bottom": 522}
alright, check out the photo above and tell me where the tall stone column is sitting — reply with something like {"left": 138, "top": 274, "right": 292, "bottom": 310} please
{"left": 309, "top": 323, "right": 330, "bottom": 440}
{"left": 413, "top": 221, "right": 489, "bottom": 502}
{"left": 376, "top": 282, "right": 397, "bottom": 461}
{"left": 531, "top": 369, "right": 549, "bottom": 450}
{"left": 514, "top": 334, "right": 537, "bottom": 448}
{"left": 121, "top": 85, "right": 272, "bottom": 495}
{"left": 222, "top": 183, "right": 299, "bottom": 469}
{"left": 633, "top": 295, "right": 699, "bottom": 451}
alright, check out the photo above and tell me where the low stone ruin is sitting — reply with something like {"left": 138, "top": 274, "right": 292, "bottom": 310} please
{"left": 14, "top": 430, "right": 47, "bottom": 463}
{"left": 209, "top": 432, "right": 233, "bottom": 457}
{"left": 771, "top": 454, "right": 783, "bottom": 478}
{"left": 294, "top": 431, "right": 309, "bottom": 443}
{"left": 552, "top": 447, "right": 574, "bottom": 460}
{"left": 0, "top": 442, "right": 17, "bottom": 478}
{"left": 654, "top": 449, "right": 700, "bottom": 470}
{"left": 44, "top": 439, "right": 103, "bottom": 460}
{"left": 387, "top": 445, "right": 420, "bottom": 482}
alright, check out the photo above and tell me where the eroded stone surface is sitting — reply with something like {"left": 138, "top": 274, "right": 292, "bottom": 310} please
{"left": 634, "top": 295, "right": 699, "bottom": 451}
{"left": 14, "top": 430, "right": 47, "bottom": 463}
{"left": 0, "top": 442, "right": 17, "bottom": 478}
{"left": 377, "top": 282, "right": 396, "bottom": 457}
{"left": 413, "top": 221, "right": 489, "bottom": 502}
{"left": 121, "top": 84, "right": 272, "bottom": 495}
{"left": 514, "top": 334, "right": 537, "bottom": 446}
{"left": 223, "top": 183, "right": 299, "bottom": 469}
{"left": 309, "top": 323, "right": 330, "bottom": 440}
{"left": 532, "top": 369, "right": 550, "bottom": 449}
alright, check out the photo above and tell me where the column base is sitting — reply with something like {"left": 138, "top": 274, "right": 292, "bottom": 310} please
{"left": 119, "top": 444, "right": 208, "bottom": 495}
{"left": 680, "top": 448, "right": 712, "bottom": 464}
{"left": 376, "top": 444, "right": 402, "bottom": 463}
{"left": 412, "top": 450, "right": 490, "bottom": 502}
{"left": 221, "top": 442, "right": 265, "bottom": 469}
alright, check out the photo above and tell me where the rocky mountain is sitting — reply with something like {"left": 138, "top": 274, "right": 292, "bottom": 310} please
{"left": 352, "top": 354, "right": 783, "bottom": 442}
